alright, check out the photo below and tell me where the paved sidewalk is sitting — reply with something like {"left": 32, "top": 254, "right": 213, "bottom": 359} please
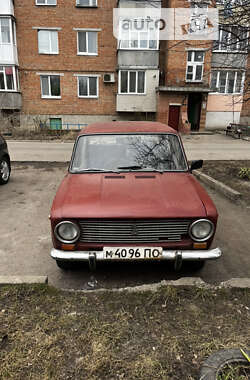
{"left": 7, "top": 133, "right": 250, "bottom": 162}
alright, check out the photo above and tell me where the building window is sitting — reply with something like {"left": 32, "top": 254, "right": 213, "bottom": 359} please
{"left": 119, "top": 71, "right": 146, "bottom": 94}
{"left": 119, "top": 19, "right": 159, "bottom": 50}
{"left": 186, "top": 51, "right": 205, "bottom": 82}
{"left": 77, "top": 76, "right": 98, "bottom": 98}
{"left": 40, "top": 75, "right": 61, "bottom": 98}
{"left": 38, "top": 30, "right": 59, "bottom": 54}
{"left": 210, "top": 70, "right": 245, "bottom": 94}
{"left": 36, "top": 0, "right": 57, "bottom": 5}
{"left": 213, "top": 26, "right": 248, "bottom": 52}
{"left": 0, "top": 18, "right": 11, "bottom": 44}
{"left": 77, "top": 31, "right": 97, "bottom": 55}
{"left": 76, "top": 0, "right": 97, "bottom": 6}
{"left": 0, "top": 66, "right": 19, "bottom": 91}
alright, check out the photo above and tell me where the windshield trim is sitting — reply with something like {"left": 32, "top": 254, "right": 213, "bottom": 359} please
{"left": 69, "top": 132, "right": 189, "bottom": 174}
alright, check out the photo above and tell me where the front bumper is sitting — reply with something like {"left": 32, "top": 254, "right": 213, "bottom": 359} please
{"left": 51, "top": 247, "right": 222, "bottom": 270}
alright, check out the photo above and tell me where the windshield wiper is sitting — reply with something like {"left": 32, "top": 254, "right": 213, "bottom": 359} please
{"left": 72, "top": 168, "right": 120, "bottom": 173}
{"left": 117, "top": 165, "right": 163, "bottom": 173}
{"left": 117, "top": 165, "right": 143, "bottom": 170}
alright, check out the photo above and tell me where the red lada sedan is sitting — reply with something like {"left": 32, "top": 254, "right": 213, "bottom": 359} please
{"left": 50, "top": 122, "right": 221, "bottom": 270}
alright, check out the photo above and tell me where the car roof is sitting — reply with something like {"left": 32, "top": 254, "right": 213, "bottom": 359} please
{"left": 78, "top": 121, "right": 178, "bottom": 135}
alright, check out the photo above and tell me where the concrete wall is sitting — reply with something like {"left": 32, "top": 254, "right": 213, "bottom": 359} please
{"left": 0, "top": 92, "right": 22, "bottom": 110}
{"left": 118, "top": 51, "right": 159, "bottom": 69}
{"left": 116, "top": 70, "right": 159, "bottom": 112}
{"left": 206, "top": 112, "right": 241, "bottom": 129}
{"left": 20, "top": 112, "right": 156, "bottom": 129}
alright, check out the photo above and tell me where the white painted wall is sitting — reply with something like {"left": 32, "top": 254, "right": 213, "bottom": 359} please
{"left": 206, "top": 112, "right": 241, "bottom": 130}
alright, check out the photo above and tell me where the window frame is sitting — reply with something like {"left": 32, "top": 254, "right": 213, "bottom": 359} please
{"left": 0, "top": 17, "right": 15, "bottom": 45}
{"left": 185, "top": 51, "right": 205, "bottom": 82}
{"left": 77, "top": 75, "right": 99, "bottom": 98}
{"left": 36, "top": 0, "right": 57, "bottom": 5}
{"left": 38, "top": 29, "right": 59, "bottom": 54}
{"left": 77, "top": 31, "right": 98, "bottom": 56}
{"left": 210, "top": 70, "right": 245, "bottom": 94}
{"left": 118, "top": 18, "right": 159, "bottom": 50}
{"left": 213, "top": 25, "right": 248, "bottom": 52}
{"left": 118, "top": 70, "right": 146, "bottom": 95}
{"left": 40, "top": 75, "right": 61, "bottom": 99}
{"left": 0, "top": 65, "right": 18, "bottom": 92}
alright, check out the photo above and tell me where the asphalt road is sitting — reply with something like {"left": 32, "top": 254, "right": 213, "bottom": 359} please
{"left": 0, "top": 163, "right": 249, "bottom": 290}
{"left": 7, "top": 133, "right": 250, "bottom": 162}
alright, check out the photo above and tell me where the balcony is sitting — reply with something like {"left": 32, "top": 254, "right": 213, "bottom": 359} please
{"left": 116, "top": 69, "right": 159, "bottom": 112}
{"left": 0, "top": 44, "right": 18, "bottom": 65}
{"left": 0, "top": 92, "right": 22, "bottom": 110}
{"left": 0, "top": 0, "right": 14, "bottom": 16}
{"left": 117, "top": 50, "right": 159, "bottom": 69}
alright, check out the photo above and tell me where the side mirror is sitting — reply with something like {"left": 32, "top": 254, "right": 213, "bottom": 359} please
{"left": 190, "top": 160, "right": 203, "bottom": 172}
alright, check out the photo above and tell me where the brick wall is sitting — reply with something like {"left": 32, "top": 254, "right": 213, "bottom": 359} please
{"left": 15, "top": 0, "right": 118, "bottom": 117}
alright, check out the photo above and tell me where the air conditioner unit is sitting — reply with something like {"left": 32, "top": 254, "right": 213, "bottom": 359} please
{"left": 103, "top": 73, "right": 115, "bottom": 83}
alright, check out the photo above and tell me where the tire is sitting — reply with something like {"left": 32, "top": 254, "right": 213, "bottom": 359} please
{"left": 0, "top": 158, "right": 11, "bottom": 185}
{"left": 56, "top": 260, "right": 75, "bottom": 270}
{"left": 199, "top": 349, "right": 250, "bottom": 380}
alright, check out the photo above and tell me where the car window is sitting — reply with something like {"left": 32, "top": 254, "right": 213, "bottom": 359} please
{"left": 71, "top": 134, "right": 188, "bottom": 172}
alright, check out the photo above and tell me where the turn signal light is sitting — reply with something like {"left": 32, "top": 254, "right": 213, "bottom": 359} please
{"left": 61, "top": 244, "right": 75, "bottom": 251}
{"left": 193, "top": 242, "right": 207, "bottom": 249}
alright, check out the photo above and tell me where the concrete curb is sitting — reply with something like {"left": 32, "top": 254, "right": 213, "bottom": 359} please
{"left": 12, "top": 161, "right": 68, "bottom": 166}
{"left": 193, "top": 170, "right": 242, "bottom": 201}
{"left": 6, "top": 139, "right": 74, "bottom": 143}
{"left": 0, "top": 276, "right": 48, "bottom": 285}
{"left": 63, "top": 277, "right": 250, "bottom": 293}
{"left": 0, "top": 276, "right": 249, "bottom": 290}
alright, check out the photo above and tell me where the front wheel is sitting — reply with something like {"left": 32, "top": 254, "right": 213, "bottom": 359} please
{"left": 0, "top": 158, "right": 11, "bottom": 185}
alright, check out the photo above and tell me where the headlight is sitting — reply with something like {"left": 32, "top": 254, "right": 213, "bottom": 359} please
{"left": 55, "top": 221, "right": 80, "bottom": 243}
{"left": 189, "top": 219, "right": 214, "bottom": 242}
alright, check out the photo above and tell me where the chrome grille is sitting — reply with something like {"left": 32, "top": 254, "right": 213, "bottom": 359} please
{"left": 78, "top": 219, "right": 191, "bottom": 243}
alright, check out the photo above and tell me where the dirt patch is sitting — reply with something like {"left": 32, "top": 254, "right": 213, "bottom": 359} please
{"left": 0, "top": 285, "right": 249, "bottom": 380}
{"left": 200, "top": 160, "right": 250, "bottom": 206}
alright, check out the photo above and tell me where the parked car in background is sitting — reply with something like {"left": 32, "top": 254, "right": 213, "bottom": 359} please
{"left": 0, "top": 134, "right": 11, "bottom": 185}
{"left": 50, "top": 121, "right": 222, "bottom": 271}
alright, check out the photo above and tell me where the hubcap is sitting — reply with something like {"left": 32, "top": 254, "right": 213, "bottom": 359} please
{"left": 1, "top": 161, "right": 9, "bottom": 181}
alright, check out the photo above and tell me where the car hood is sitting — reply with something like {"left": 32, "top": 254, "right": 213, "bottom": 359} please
{"left": 51, "top": 172, "right": 210, "bottom": 219}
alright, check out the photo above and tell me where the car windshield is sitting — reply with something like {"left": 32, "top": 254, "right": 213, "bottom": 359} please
{"left": 70, "top": 133, "right": 188, "bottom": 173}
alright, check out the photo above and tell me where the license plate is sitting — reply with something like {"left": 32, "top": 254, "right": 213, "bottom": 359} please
{"left": 103, "top": 247, "right": 163, "bottom": 260}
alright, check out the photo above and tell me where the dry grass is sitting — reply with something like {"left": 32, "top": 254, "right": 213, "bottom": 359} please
{"left": 3, "top": 126, "right": 79, "bottom": 141}
{"left": 0, "top": 285, "right": 249, "bottom": 380}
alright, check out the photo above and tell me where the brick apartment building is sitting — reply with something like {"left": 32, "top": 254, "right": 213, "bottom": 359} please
{"left": 0, "top": 0, "right": 249, "bottom": 131}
